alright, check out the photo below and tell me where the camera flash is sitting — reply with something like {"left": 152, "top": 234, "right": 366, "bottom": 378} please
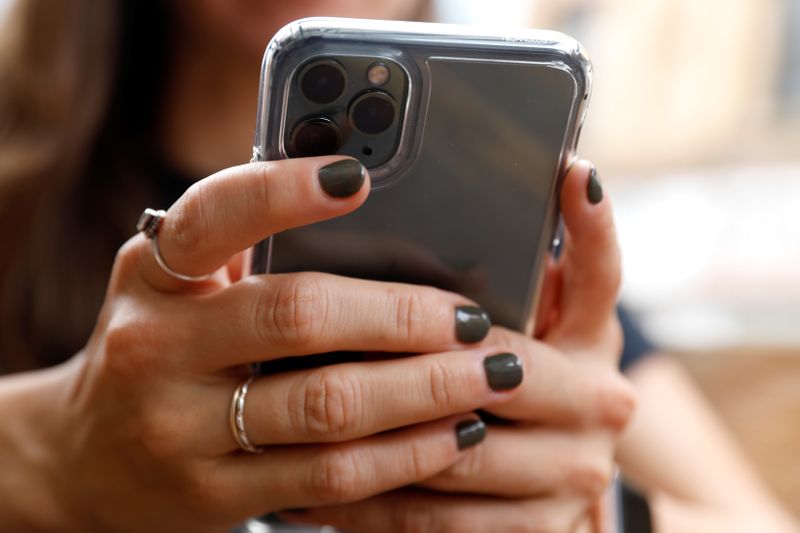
{"left": 367, "top": 63, "right": 390, "bottom": 86}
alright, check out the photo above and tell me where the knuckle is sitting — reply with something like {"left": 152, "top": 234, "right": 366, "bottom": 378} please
{"left": 109, "top": 238, "right": 144, "bottom": 289}
{"left": 390, "top": 287, "right": 426, "bottom": 343}
{"left": 169, "top": 181, "right": 213, "bottom": 254}
{"left": 102, "top": 310, "right": 161, "bottom": 379}
{"left": 440, "top": 446, "right": 483, "bottom": 483}
{"left": 181, "top": 464, "right": 231, "bottom": 511}
{"left": 595, "top": 375, "right": 637, "bottom": 430}
{"left": 567, "top": 458, "right": 613, "bottom": 500}
{"left": 294, "top": 367, "right": 361, "bottom": 440}
{"left": 515, "top": 504, "right": 566, "bottom": 533}
{"left": 393, "top": 503, "right": 441, "bottom": 533}
{"left": 253, "top": 162, "right": 277, "bottom": 207}
{"left": 405, "top": 437, "right": 438, "bottom": 482}
{"left": 138, "top": 409, "right": 186, "bottom": 461}
{"left": 309, "top": 448, "right": 363, "bottom": 503}
{"left": 426, "top": 359, "right": 453, "bottom": 412}
{"left": 258, "top": 274, "right": 328, "bottom": 348}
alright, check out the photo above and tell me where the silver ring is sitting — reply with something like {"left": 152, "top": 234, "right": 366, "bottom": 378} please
{"left": 136, "top": 208, "right": 214, "bottom": 282}
{"left": 229, "top": 376, "right": 264, "bottom": 453}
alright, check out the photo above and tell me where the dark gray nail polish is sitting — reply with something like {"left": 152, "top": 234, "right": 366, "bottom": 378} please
{"left": 317, "top": 159, "right": 366, "bottom": 198}
{"left": 483, "top": 353, "right": 523, "bottom": 391}
{"left": 587, "top": 167, "right": 603, "bottom": 205}
{"left": 455, "top": 305, "right": 491, "bottom": 343}
{"left": 456, "top": 419, "right": 486, "bottom": 450}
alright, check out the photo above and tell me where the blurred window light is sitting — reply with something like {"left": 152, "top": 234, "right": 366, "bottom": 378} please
{"left": 615, "top": 164, "right": 800, "bottom": 350}
{"left": 434, "top": 0, "right": 534, "bottom": 27}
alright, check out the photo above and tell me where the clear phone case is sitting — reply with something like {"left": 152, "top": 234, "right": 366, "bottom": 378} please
{"left": 250, "top": 18, "right": 592, "bottom": 333}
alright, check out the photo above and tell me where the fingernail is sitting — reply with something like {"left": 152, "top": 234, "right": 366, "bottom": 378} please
{"left": 483, "top": 353, "right": 523, "bottom": 391}
{"left": 455, "top": 418, "right": 486, "bottom": 450}
{"left": 587, "top": 167, "right": 603, "bottom": 205}
{"left": 317, "top": 159, "right": 366, "bottom": 198}
{"left": 455, "top": 305, "right": 491, "bottom": 343}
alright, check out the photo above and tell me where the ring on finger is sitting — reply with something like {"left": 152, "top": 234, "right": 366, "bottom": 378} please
{"left": 136, "top": 207, "right": 214, "bottom": 283}
{"left": 229, "top": 376, "right": 264, "bottom": 454}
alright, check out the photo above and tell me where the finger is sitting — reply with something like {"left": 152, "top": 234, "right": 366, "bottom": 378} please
{"left": 587, "top": 498, "right": 608, "bottom": 533}
{"left": 219, "top": 416, "right": 486, "bottom": 515}
{"left": 550, "top": 160, "right": 621, "bottom": 346}
{"left": 193, "top": 272, "right": 492, "bottom": 369}
{"left": 477, "top": 327, "right": 636, "bottom": 427}
{"left": 419, "top": 426, "right": 614, "bottom": 499}
{"left": 129, "top": 156, "right": 369, "bottom": 292}
{"left": 193, "top": 348, "right": 519, "bottom": 454}
{"left": 533, "top": 256, "right": 562, "bottom": 338}
{"left": 279, "top": 488, "right": 587, "bottom": 533}
{"left": 236, "top": 349, "right": 520, "bottom": 448}
{"left": 225, "top": 251, "right": 248, "bottom": 283}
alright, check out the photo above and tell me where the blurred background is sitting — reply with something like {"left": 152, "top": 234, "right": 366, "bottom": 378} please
{"left": 438, "top": 0, "right": 800, "bottom": 520}
{"left": 0, "top": 0, "right": 796, "bottom": 523}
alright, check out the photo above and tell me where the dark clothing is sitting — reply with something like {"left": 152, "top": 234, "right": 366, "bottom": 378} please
{"left": 619, "top": 306, "right": 657, "bottom": 371}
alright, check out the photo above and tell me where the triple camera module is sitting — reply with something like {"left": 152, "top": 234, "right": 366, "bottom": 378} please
{"left": 285, "top": 57, "right": 408, "bottom": 168}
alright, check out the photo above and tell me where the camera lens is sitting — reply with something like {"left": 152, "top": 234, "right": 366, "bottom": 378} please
{"left": 300, "top": 61, "right": 346, "bottom": 104}
{"left": 349, "top": 91, "right": 396, "bottom": 135}
{"left": 288, "top": 117, "right": 341, "bottom": 157}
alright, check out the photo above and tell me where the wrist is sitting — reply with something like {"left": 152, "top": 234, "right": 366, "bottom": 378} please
{"left": 0, "top": 359, "right": 86, "bottom": 530}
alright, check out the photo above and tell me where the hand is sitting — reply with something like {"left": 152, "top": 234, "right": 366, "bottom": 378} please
{"left": 278, "top": 161, "right": 635, "bottom": 532}
{"left": 7, "top": 157, "right": 531, "bottom": 531}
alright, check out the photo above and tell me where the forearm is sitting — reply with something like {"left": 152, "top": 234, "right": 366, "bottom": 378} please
{"left": 651, "top": 491, "right": 798, "bottom": 533}
{"left": 618, "top": 355, "right": 799, "bottom": 532}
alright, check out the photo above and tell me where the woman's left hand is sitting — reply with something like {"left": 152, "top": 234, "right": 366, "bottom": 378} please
{"left": 279, "top": 160, "right": 635, "bottom": 532}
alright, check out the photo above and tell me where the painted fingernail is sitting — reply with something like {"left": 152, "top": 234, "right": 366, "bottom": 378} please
{"left": 483, "top": 353, "right": 523, "bottom": 391}
{"left": 455, "top": 305, "right": 491, "bottom": 343}
{"left": 587, "top": 167, "right": 603, "bottom": 205}
{"left": 317, "top": 159, "right": 366, "bottom": 198}
{"left": 456, "top": 418, "right": 486, "bottom": 450}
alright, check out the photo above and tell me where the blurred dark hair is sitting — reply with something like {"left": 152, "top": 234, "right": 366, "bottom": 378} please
{"left": 0, "top": 0, "right": 434, "bottom": 372}
{"left": 0, "top": 0, "right": 175, "bottom": 371}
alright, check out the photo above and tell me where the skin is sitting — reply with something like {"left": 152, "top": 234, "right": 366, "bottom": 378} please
{"left": 0, "top": 157, "right": 632, "bottom": 531}
{"left": 0, "top": 0, "right": 636, "bottom": 531}
{"left": 281, "top": 160, "right": 632, "bottom": 532}
{"left": 0, "top": 0, "right": 791, "bottom": 531}
{"left": 619, "top": 355, "right": 799, "bottom": 533}
{"left": 158, "top": 1, "right": 800, "bottom": 530}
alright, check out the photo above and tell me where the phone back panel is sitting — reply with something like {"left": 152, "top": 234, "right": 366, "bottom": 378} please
{"left": 252, "top": 19, "right": 591, "bottom": 332}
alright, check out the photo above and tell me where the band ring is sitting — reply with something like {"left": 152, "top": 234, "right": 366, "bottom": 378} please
{"left": 229, "top": 376, "right": 264, "bottom": 454}
{"left": 136, "top": 208, "right": 214, "bottom": 283}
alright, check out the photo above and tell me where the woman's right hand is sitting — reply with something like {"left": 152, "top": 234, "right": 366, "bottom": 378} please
{"left": 7, "top": 156, "right": 523, "bottom": 531}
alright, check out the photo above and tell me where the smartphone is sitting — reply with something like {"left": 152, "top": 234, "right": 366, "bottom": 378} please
{"left": 249, "top": 18, "right": 591, "bottom": 334}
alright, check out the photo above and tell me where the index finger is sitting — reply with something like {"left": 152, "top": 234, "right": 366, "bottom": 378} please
{"left": 127, "top": 156, "right": 368, "bottom": 292}
{"left": 546, "top": 160, "right": 622, "bottom": 348}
